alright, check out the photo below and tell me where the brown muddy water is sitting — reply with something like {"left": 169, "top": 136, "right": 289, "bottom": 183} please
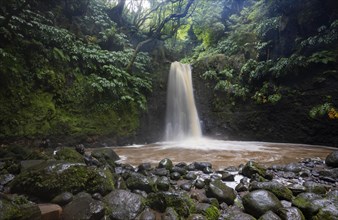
{"left": 112, "top": 138, "right": 335, "bottom": 170}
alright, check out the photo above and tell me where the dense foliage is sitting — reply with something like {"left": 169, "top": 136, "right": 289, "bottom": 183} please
{"left": 181, "top": 0, "right": 338, "bottom": 121}
{"left": 0, "top": 0, "right": 152, "bottom": 139}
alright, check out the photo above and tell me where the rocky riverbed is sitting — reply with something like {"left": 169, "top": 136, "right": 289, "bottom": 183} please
{"left": 0, "top": 145, "right": 337, "bottom": 220}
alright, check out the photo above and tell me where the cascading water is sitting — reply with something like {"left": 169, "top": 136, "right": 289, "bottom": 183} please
{"left": 165, "top": 61, "right": 202, "bottom": 141}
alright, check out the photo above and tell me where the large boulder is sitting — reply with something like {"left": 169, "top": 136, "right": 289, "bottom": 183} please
{"left": 104, "top": 189, "right": 145, "bottom": 220}
{"left": 158, "top": 158, "right": 173, "bottom": 170}
{"left": 146, "top": 191, "right": 195, "bottom": 217}
{"left": 10, "top": 161, "right": 115, "bottom": 200}
{"left": 313, "top": 204, "right": 338, "bottom": 220}
{"left": 63, "top": 192, "right": 105, "bottom": 220}
{"left": 91, "top": 148, "right": 120, "bottom": 168}
{"left": 126, "top": 172, "right": 157, "bottom": 193}
{"left": 325, "top": 151, "right": 338, "bottom": 167}
{"left": 249, "top": 181, "right": 294, "bottom": 201}
{"left": 54, "top": 147, "right": 84, "bottom": 162}
{"left": 291, "top": 193, "right": 323, "bottom": 219}
{"left": 242, "top": 190, "right": 283, "bottom": 218}
{"left": 0, "top": 193, "right": 41, "bottom": 220}
{"left": 206, "top": 179, "right": 236, "bottom": 205}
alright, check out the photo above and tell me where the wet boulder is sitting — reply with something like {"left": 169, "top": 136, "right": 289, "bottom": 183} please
{"left": 285, "top": 163, "right": 303, "bottom": 173}
{"left": 206, "top": 179, "right": 236, "bottom": 205}
{"left": 91, "top": 148, "right": 120, "bottom": 168}
{"left": 0, "top": 193, "right": 41, "bottom": 220}
{"left": 325, "top": 151, "right": 338, "bottom": 168}
{"left": 291, "top": 193, "right": 323, "bottom": 219}
{"left": 156, "top": 176, "right": 170, "bottom": 191}
{"left": 146, "top": 191, "right": 195, "bottom": 217}
{"left": 10, "top": 161, "right": 115, "bottom": 200}
{"left": 63, "top": 192, "right": 105, "bottom": 220}
{"left": 126, "top": 172, "right": 157, "bottom": 193}
{"left": 159, "top": 158, "right": 173, "bottom": 170}
{"left": 249, "top": 181, "right": 294, "bottom": 201}
{"left": 170, "top": 171, "right": 181, "bottom": 180}
{"left": 242, "top": 189, "right": 283, "bottom": 218}
{"left": 138, "top": 163, "right": 152, "bottom": 172}
{"left": 313, "top": 204, "right": 338, "bottom": 220}
{"left": 193, "top": 162, "right": 212, "bottom": 171}
{"left": 241, "top": 161, "right": 266, "bottom": 178}
{"left": 303, "top": 181, "right": 327, "bottom": 194}
{"left": 185, "top": 171, "right": 197, "bottom": 180}
{"left": 195, "top": 203, "right": 220, "bottom": 220}
{"left": 277, "top": 207, "right": 305, "bottom": 220}
{"left": 287, "top": 184, "right": 306, "bottom": 196}
{"left": 104, "top": 189, "right": 145, "bottom": 220}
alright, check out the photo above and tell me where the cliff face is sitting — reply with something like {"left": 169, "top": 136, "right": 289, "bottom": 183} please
{"left": 192, "top": 65, "right": 338, "bottom": 146}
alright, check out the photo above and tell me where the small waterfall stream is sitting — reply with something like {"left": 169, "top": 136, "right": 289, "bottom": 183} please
{"left": 165, "top": 61, "right": 202, "bottom": 141}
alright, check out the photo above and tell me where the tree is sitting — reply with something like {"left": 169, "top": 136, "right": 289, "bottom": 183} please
{"left": 125, "top": 0, "right": 196, "bottom": 72}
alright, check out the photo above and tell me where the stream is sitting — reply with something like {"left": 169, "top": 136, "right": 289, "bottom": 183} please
{"left": 113, "top": 138, "right": 335, "bottom": 170}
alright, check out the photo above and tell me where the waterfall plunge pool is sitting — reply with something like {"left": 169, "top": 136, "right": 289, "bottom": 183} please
{"left": 112, "top": 138, "right": 335, "bottom": 170}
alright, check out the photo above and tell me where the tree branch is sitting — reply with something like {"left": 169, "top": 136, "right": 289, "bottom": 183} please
{"left": 125, "top": 0, "right": 195, "bottom": 73}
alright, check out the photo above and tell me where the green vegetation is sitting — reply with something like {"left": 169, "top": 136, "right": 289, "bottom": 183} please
{"left": 0, "top": 0, "right": 152, "bottom": 139}
{"left": 10, "top": 161, "right": 115, "bottom": 200}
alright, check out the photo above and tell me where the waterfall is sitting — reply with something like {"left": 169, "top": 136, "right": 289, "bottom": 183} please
{"left": 165, "top": 61, "right": 202, "bottom": 141}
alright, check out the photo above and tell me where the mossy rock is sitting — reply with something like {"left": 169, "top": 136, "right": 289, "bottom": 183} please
{"left": 206, "top": 179, "right": 236, "bottom": 205}
{"left": 241, "top": 161, "right": 266, "bottom": 178}
{"left": 10, "top": 161, "right": 114, "bottom": 200}
{"left": 91, "top": 148, "right": 120, "bottom": 168}
{"left": 197, "top": 203, "right": 220, "bottom": 220}
{"left": 249, "top": 181, "right": 294, "bottom": 201}
{"left": 313, "top": 204, "right": 338, "bottom": 220}
{"left": 146, "top": 191, "right": 195, "bottom": 217}
{"left": 54, "top": 147, "right": 84, "bottom": 162}
{"left": 291, "top": 193, "right": 322, "bottom": 219}
{"left": 126, "top": 172, "right": 157, "bottom": 193}
{"left": 0, "top": 193, "right": 41, "bottom": 220}
{"left": 242, "top": 190, "right": 282, "bottom": 219}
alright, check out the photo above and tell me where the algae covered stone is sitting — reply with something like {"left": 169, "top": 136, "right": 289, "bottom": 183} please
{"left": 146, "top": 191, "right": 195, "bottom": 217}
{"left": 206, "top": 179, "right": 236, "bottom": 205}
{"left": 0, "top": 193, "right": 41, "bottom": 220}
{"left": 249, "top": 181, "right": 294, "bottom": 201}
{"left": 10, "top": 161, "right": 114, "bottom": 200}
{"left": 241, "top": 161, "right": 266, "bottom": 178}
{"left": 54, "top": 147, "right": 84, "bottom": 162}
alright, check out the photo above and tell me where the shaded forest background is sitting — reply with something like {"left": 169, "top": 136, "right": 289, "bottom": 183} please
{"left": 0, "top": 0, "right": 337, "bottom": 146}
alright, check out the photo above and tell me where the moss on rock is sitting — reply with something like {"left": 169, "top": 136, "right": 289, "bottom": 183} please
{"left": 146, "top": 191, "right": 196, "bottom": 217}
{"left": 0, "top": 194, "right": 41, "bottom": 220}
{"left": 54, "top": 147, "right": 84, "bottom": 162}
{"left": 10, "top": 161, "right": 114, "bottom": 200}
